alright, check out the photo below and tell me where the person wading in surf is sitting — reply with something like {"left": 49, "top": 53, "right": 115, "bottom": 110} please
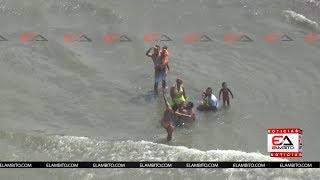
{"left": 170, "top": 78, "right": 187, "bottom": 111}
{"left": 174, "top": 101, "right": 196, "bottom": 127}
{"left": 161, "top": 90, "right": 191, "bottom": 141}
{"left": 219, "top": 82, "right": 234, "bottom": 107}
{"left": 158, "top": 46, "right": 170, "bottom": 89}
{"left": 146, "top": 45, "right": 169, "bottom": 94}
{"left": 197, "top": 87, "right": 219, "bottom": 111}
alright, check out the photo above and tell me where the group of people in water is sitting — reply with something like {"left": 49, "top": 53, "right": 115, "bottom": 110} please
{"left": 146, "top": 45, "right": 234, "bottom": 141}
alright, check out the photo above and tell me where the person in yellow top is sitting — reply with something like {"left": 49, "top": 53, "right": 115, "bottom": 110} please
{"left": 170, "top": 78, "right": 187, "bottom": 111}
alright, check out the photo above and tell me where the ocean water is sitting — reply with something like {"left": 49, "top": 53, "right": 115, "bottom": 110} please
{"left": 0, "top": 0, "right": 320, "bottom": 179}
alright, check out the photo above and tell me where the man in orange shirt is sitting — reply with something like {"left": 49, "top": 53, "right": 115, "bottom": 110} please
{"left": 158, "top": 46, "right": 170, "bottom": 90}
{"left": 146, "top": 45, "right": 162, "bottom": 94}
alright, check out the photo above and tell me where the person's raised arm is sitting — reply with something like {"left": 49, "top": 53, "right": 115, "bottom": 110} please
{"left": 174, "top": 111, "right": 191, "bottom": 118}
{"left": 162, "top": 90, "right": 171, "bottom": 110}
{"left": 228, "top": 88, "right": 234, "bottom": 98}
{"left": 146, "top": 48, "right": 152, "bottom": 57}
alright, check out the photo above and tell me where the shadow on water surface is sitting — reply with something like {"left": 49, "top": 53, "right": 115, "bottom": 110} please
{"left": 129, "top": 90, "right": 158, "bottom": 105}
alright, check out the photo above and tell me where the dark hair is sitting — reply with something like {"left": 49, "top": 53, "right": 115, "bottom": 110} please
{"left": 163, "top": 45, "right": 168, "bottom": 49}
{"left": 186, "top": 101, "right": 194, "bottom": 109}
{"left": 176, "top": 78, "right": 183, "bottom": 84}
{"left": 155, "top": 45, "right": 160, "bottom": 48}
{"left": 222, "top": 82, "right": 226, "bottom": 86}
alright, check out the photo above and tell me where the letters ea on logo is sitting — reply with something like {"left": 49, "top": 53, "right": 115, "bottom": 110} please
{"left": 223, "top": 33, "right": 253, "bottom": 42}
{"left": 263, "top": 33, "right": 293, "bottom": 43}
{"left": 104, "top": 33, "right": 131, "bottom": 43}
{"left": 144, "top": 33, "right": 172, "bottom": 42}
{"left": 272, "top": 136, "right": 293, "bottom": 146}
{"left": 183, "top": 33, "right": 213, "bottom": 43}
{"left": 19, "top": 33, "right": 48, "bottom": 43}
{"left": 267, "top": 128, "right": 303, "bottom": 157}
{"left": 64, "top": 33, "right": 92, "bottom": 43}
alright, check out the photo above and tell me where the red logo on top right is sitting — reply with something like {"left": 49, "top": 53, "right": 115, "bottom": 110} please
{"left": 267, "top": 128, "right": 303, "bottom": 158}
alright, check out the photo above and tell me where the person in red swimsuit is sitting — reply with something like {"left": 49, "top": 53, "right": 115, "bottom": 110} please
{"left": 219, "top": 82, "right": 234, "bottom": 107}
